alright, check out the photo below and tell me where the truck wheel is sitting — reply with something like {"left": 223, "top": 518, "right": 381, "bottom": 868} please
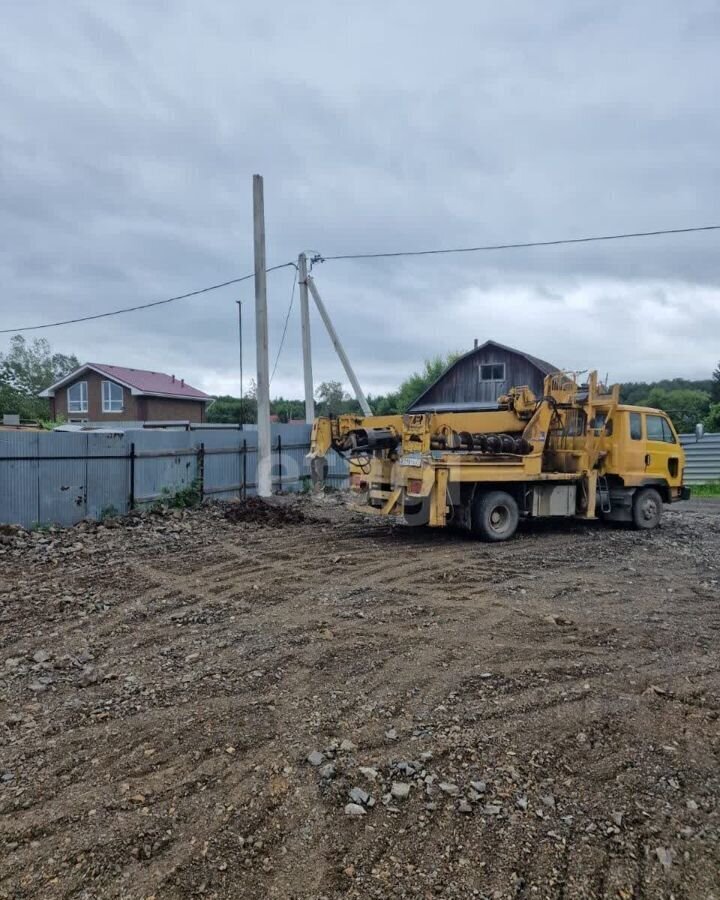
{"left": 632, "top": 487, "right": 663, "bottom": 530}
{"left": 472, "top": 490, "right": 519, "bottom": 542}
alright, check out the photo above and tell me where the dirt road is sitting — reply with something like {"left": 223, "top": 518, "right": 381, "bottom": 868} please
{"left": 1, "top": 498, "right": 719, "bottom": 899}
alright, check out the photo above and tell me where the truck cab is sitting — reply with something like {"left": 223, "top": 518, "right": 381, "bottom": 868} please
{"left": 590, "top": 405, "right": 688, "bottom": 529}
{"left": 604, "top": 406, "right": 686, "bottom": 501}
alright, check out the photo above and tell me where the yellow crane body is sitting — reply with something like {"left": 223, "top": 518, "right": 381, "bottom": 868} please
{"left": 309, "top": 371, "right": 689, "bottom": 541}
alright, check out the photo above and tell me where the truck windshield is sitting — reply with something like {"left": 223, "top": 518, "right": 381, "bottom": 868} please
{"left": 647, "top": 414, "right": 676, "bottom": 443}
{"left": 662, "top": 418, "right": 677, "bottom": 443}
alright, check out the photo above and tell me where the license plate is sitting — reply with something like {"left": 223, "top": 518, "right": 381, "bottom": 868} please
{"left": 400, "top": 456, "right": 423, "bottom": 467}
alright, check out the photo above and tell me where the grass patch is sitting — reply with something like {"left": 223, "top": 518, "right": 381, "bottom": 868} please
{"left": 151, "top": 478, "right": 203, "bottom": 510}
{"left": 692, "top": 481, "right": 720, "bottom": 497}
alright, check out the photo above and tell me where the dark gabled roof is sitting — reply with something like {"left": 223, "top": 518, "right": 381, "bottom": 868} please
{"left": 409, "top": 340, "right": 558, "bottom": 410}
{"left": 479, "top": 340, "right": 558, "bottom": 376}
{"left": 39, "top": 363, "right": 211, "bottom": 401}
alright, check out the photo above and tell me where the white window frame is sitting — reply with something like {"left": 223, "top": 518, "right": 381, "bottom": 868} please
{"left": 102, "top": 380, "right": 124, "bottom": 413}
{"left": 67, "top": 381, "right": 88, "bottom": 413}
{"left": 479, "top": 362, "right": 506, "bottom": 382}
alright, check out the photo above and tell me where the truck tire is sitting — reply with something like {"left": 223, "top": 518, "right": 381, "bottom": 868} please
{"left": 472, "top": 490, "right": 519, "bottom": 542}
{"left": 632, "top": 487, "right": 663, "bottom": 530}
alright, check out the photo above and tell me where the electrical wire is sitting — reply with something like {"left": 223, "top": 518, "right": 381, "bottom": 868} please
{"left": 3, "top": 222, "right": 719, "bottom": 334}
{"left": 270, "top": 265, "right": 298, "bottom": 384}
{"left": 0, "top": 262, "right": 297, "bottom": 334}
{"left": 313, "top": 224, "right": 720, "bottom": 263}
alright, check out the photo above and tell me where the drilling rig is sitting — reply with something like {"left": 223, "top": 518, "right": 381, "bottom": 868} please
{"left": 309, "top": 371, "right": 689, "bottom": 541}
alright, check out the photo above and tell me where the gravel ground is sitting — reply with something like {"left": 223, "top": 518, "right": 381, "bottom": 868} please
{"left": 1, "top": 496, "right": 719, "bottom": 899}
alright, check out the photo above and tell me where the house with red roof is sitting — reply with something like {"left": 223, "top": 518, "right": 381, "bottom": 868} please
{"left": 39, "top": 363, "right": 212, "bottom": 425}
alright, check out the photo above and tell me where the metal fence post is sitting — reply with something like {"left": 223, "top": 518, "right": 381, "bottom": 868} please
{"left": 276, "top": 434, "right": 282, "bottom": 493}
{"left": 198, "top": 442, "right": 205, "bottom": 500}
{"left": 242, "top": 439, "right": 247, "bottom": 499}
{"left": 129, "top": 442, "right": 136, "bottom": 510}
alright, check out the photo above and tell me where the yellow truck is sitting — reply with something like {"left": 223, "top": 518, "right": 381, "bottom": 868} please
{"left": 309, "top": 371, "right": 690, "bottom": 541}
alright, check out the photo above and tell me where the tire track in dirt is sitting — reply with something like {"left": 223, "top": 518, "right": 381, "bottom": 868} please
{"left": 2, "top": 499, "right": 720, "bottom": 898}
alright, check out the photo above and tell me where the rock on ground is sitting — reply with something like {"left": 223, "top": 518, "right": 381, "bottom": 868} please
{"left": 1, "top": 498, "right": 719, "bottom": 898}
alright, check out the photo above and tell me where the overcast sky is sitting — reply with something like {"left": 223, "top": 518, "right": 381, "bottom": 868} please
{"left": 1, "top": 1, "right": 719, "bottom": 400}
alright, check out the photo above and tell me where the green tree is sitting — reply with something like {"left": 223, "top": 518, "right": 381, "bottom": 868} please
{"left": 0, "top": 336, "right": 79, "bottom": 421}
{"left": 704, "top": 403, "right": 720, "bottom": 432}
{"left": 206, "top": 393, "right": 257, "bottom": 424}
{"left": 369, "top": 391, "right": 401, "bottom": 415}
{"left": 620, "top": 377, "right": 714, "bottom": 406}
{"left": 644, "top": 387, "right": 711, "bottom": 434}
{"left": 712, "top": 362, "right": 720, "bottom": 403}
{"left": 394, "top": 352, "right": 461, "bottom": 412}
{"left": 206, "top": 393, "right": 308, "bottom": 425}
{"left": 315, "top": 380, "right": 346, "bottom": 415}
{"left": 270, "top": 397, "right": 305, "bottom": 422}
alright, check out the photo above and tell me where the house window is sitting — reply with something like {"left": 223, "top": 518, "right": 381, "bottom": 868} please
{"left": 479, "top": 363, "right": 505, "bottom": 382}
{"left": 102, "top": 381, "right": 124, "bottom": 412}
{"left": 67, "top": 381, "right": 88, "bottom": 413}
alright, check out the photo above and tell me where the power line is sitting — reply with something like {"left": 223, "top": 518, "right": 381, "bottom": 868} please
{"left": 0, "top": 262, "right": 296, "bottom": 334}
{"left": 314, "top": 224, "right": 720, "bottom": 263}
{"left": 270, "top": 265, "right": 298, "bottom": 384}
{"left": 3, "top": 222, "right": 719, "bottom": 334}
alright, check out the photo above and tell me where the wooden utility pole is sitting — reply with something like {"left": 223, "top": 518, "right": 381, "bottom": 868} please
{"left": 253, "top": 174, "right": 272, "bottom": 497}
{"left": 306, "top": 275, "right": 372, "bottom": 416}
{"left": 298, "top": 253, "right": 315, "bottom": 423}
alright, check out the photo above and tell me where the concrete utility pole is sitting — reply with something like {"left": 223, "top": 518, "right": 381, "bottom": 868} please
{"left": 298, "top": 253, "right": 315, "bottom": 423}
{"left": 236, "top": 300, "right": 244, "bottom": 425}
{"left": 253, "top": 174, "right": 272, "bottom": 497}
{"left": 306, "top": 275, "right": 372, "bottom": 416}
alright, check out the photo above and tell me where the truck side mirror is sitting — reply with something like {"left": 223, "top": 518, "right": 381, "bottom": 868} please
{"left": 695, "top": 422, "right": 705, "bottom": 441}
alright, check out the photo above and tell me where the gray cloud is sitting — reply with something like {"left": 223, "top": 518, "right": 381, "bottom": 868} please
{"left": 1, "top": 0, "right": 719, "bottom": 401}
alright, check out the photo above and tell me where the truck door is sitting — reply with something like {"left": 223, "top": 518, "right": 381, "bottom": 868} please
{"left": 623, "top": 411, "right": 647, "bottom": 482}
{"left": 644, "top": 413, "right": 681, "bottom": 486}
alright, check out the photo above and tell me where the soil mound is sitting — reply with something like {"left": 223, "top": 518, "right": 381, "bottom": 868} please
{"left": 223, "top": 496, "right": 307, "bottom": 526}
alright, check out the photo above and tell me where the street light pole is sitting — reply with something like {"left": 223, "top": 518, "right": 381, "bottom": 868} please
{"left": 236, "top": 300, "right": 244, "bottom": 425}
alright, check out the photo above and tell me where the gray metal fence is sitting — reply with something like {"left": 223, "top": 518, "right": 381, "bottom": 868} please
{"left": 3, "top": 426, "right": 717, "bottom": 528}
{"left": 0, "top": 425, "right": 349, "bottom": 528}
{"left": 680, "top": 432, "right": 720, "bottom": 485}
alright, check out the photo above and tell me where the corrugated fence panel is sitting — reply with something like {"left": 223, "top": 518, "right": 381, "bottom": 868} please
{"left": 275, "top": 424, "right": 312, "bottom": 442}
{"left": 129, "top": 430, "right": 197, "bottom": 506}
{"left": 0, "top": 425, "right": 350, "bottom": 526}
{"left": 242, "top": 430, "right": 258, "bottom": 497}
{"left": 200, "top": 431, "right": 243, "bottom": 500}
{"left": 36, "top": 432, "right": 89, "bottom": 527}
{"left": 272, "top": 424, "right": 312, "bottom": 493}
{"left": 86, "top": 433, "right": 131, "bottom": 519}
{"left": 326, "top": 448, "right": 350, "bottom": 488}
{"left": 680, "top": 433, "right": 720, "bottom": 484}
{"left": 277, "top": 443, "right": 310, "bottom": 492}
{"left": 0, "top": 432, "right": 39, "bottom": 528}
